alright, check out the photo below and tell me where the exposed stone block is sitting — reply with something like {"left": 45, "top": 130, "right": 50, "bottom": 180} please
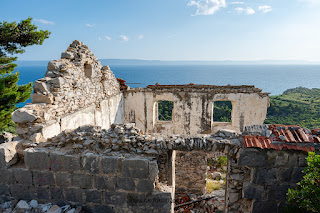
{"left": 71, "top": 173, "right": 93, "bottom": 189}
{"left": 92, "top": 205, "right": 115, "bottom": 213}
{"left": 228, "top": 192, "right": 239, "bottom": 204}
{"left": 61, "top": 52, "right": 74, "bottom": 59}
{"left": 0, "top": 141, "right": 19, "bottom": 168}
{"left": 127, "top": 192, "right": 172, "bottom": 211}
{"left": 104, "top": 192, "right": 127, "bottom": 205}
{"left": 267, "top": 184, "right": 294, "bottom": 201}
{"left": 36, "top": 186, "right": 50, "bottom": 200}
{"left": 64, "top": 188, "right": 84, "bottom": 203}
{"left": 55, "top": 172, "right": 71, "bottom": 187}
{"left": 137, "top": 180, "right": 154, "bottom": 193}
{"left": 277, "top": 168, "right": 293, "bottom": 182}
{"left": 122, "top": 158, "right": 149, "bottom": 179}
{"left": 50, "top": 151, "right": 63, "bottom": 171}
{"left": 252, "top": 168, "right": 277, "bottom": 185}
{"left": 61, "top": 154, "right": 81, "bottom": 172}
{"left": 11, "top": 108, "right": 38, "bottom": 123}
{"left": 0, "top": 184, "right": 9, "bottom": 195}
{"left": 115, "top": 177, "right": 135, "bottom": 191}
{"left": 33, "top": 171, "right": 55, "bottom": 186}
{"left": 94, "top": 176, "right": 115, "bottom": 191}
{"left": 50, "top": 187, "right": 64, "bottom": 201}
{"left": 34, "top": 81, "right": 50, "bottom": 94}
{"left": 288, "top": 154, "right": 299, "bottom": 167}
{"left": 10, "top": 184, "right": 36, "bottom": 200}
{"left": 82, "top": 154, "right": 100, "bottom": 174}
{"left": 291, "top": 167, "right": 305, "bottom": 183}
{"left": 149, "top": 161, "right": 159, "bottom": 181}
{"left": 12, "top": 168, "right": 32, "bottom": 185}
{"left": 24, "top": 148, "right": 51, "bottom": 170}
{"left": 238, "top": 148, "right": 266, "bottom": 167}
{"left": 298, "top": 154, "right": 308, "bottom": 167}
{"left": 100, "top": 156, "right": 120, "bottom": 174}
{"left": 252, "top": 201, "right": 278, "bottom": 213}
{"left": 31, "top": 93, "right": 53, "bottom": 104}
{"left": 85, "top": 189, "right": 102, "bottom": 203}
{"left": 275, "top": 154, "right": 289, "bottom": 166}
{"left": 0, "top": 169, "right": 14, "bottom": 184}
{"left": 47, "top": 60, "right": 63, "bottom": 71}
{"left": 243, "top": 182, "right": 265, "bottom": 200}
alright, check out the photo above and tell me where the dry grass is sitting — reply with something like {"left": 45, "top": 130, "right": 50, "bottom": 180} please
{"left": 206, "top": 180, "right": 225, "bottom": 193}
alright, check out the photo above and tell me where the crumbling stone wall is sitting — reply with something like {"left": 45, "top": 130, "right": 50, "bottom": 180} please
{"left": 124, "top": 85, "right": 269, "bottom": 135}
{"left": 231, "top": 148, "right": 309, "bottom": 213}
{"left": 5, "top": 40, "right": 311, "bottom": 213}
{"left": 1, "top": 123, "right": 317, "bottom": 213}
{"left": 12, "top": 40, "right": 123, "bottom": 144}
{"left": 175, "top": 151, "right": 207, "bottom": 194}
{"left": 0, "top": 146, "right": 172, "bottom": 213}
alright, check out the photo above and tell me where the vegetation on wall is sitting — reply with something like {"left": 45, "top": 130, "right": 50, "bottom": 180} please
{"left": 265, "top": 87, "right": 320, "bottom": 128}
{"left": 286, "top": 152, "right": 320, "bottom": 213}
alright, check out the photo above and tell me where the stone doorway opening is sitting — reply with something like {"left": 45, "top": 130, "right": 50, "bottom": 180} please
{"left": 174, "top": 151, "right": 227, "bottom": 213}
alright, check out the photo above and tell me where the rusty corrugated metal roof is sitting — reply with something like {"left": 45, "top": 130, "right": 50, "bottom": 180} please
{"left": 243, "top": 124, "right": 320, "bottom": 152}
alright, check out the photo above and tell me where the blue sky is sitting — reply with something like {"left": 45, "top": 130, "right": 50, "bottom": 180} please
{"left": 1, "top": 0, "right": 320, "bottom": 61}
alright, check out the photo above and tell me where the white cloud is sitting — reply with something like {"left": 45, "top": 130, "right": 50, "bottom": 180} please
{"left": 246, "top": 7, "right": 255, "bottom": 15}
{"left": 188, "top": 0, "right": 226, "bottom": 16}
{"left": 98, "top": 37, "right": 102, "bottom": 41}
{"left": 34, "top": 19, "right": 54, "bottom": 25}
{"left": 259, "top": 5, "right": 272, "bottom": 13}
{"left": 85, "top": 24, "right": 95, "bottom": 27}
{"left": 235, "top": 7, "right": 244, "bottom": 13}
{"left": 234, "top": 7, "right": 255, "bottom": 15}
{"left": 120, "top": 35, "right": 129, "bottom": 42}
{"left": 138, "top": 35, "right": 144, "bottom": 39}
{"left": 105, "top": 36, "right": 111, "bottom": 40}
{"left": 230, "top": 1, "right": 244, "bottom": 4}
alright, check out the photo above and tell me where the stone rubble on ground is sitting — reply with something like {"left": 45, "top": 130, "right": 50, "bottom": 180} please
{"left": 0, "top": 198, "right": 82, "bottom": 213}
{"left": 175, "top": 189, "right": 225, "bottom": 213}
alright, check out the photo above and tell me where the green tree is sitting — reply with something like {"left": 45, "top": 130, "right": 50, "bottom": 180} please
{"left": 0, "top": 17, "right": 50, "bottom": 132}
{"left": 286, "top": 152, "right": 320, "bottom": 212}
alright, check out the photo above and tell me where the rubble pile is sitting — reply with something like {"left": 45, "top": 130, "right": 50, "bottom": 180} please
{"left": 37, "top": 124, "right": 242, "bottom": 156}
{"left": 0, "top": 198, "right": 82, "bottom": 213}
{"left": 175, "top": 191, "right": 225, "bottom": 213}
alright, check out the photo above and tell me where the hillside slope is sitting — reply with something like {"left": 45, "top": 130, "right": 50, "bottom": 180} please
{"left": 265, "top": 87, "right": 320, "bottom": 128}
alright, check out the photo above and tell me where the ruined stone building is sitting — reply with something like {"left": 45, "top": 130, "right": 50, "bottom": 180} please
{"left": 1, "top": 40, "right": 319, "bottom": 213}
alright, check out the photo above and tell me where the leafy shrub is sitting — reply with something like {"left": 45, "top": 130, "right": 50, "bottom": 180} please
{"left": 286, "top": 152, "right": 320, "bottom": 212}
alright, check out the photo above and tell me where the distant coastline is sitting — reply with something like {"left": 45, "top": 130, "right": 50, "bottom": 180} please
{"left": 17, "top": 59, "right": 320, "bottom": 67}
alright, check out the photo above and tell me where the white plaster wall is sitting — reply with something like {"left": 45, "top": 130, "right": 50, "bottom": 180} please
{"left": 124, "top": 90, "right": 269, "bottom": 135}
{"left": 40, "top": 94, "right": 124, "bottom": 140}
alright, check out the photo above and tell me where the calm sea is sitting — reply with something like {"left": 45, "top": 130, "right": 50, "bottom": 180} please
{"left": 16, "top": 64, "right": 320, "bottom": 107}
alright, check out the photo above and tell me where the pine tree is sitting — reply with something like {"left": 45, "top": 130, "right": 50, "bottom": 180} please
{"left": 0, "top": 17, "right": 50, "bottom": 132}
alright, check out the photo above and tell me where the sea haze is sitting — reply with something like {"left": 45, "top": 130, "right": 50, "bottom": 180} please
{"left": 16, "top": 61, "right": 320, "bottom": 107}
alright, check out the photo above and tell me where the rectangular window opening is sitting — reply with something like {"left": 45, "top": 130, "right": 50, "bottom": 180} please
{"left": 158, "top": 100, "right": 173, "bottom": 121}
{"left": 213, "top": 101, "right": 232, "bottom": 122}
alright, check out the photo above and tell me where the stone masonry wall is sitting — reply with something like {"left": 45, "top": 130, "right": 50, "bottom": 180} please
{"left": 12, "top": 40, "right": 123, "bottom": 144}
{"left": 234, "top": 148, "right": 310, "bottom": 213}
{"left": 175, "top": 151, "right": 207, "bottom": 195}
{"left": 0, "top": 147, "right": 172, "bottom": 213}
{"left": 1, "top": 123, "right": 317, "bottom": 213}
